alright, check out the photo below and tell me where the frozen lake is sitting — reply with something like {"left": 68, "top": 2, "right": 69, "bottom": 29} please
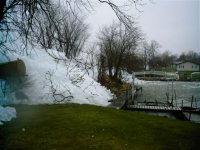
{"left": 134, "top": 81, "right": 200, "bottom": 123}
{"left": 135, "top": 81, "right": 200, "bottom": 107}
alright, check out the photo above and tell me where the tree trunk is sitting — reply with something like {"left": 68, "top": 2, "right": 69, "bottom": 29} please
{"left": 113, "top": 52, "right": 123, "bottom": 79}
{"left": 0, "top": 0, "right": 6, "bottom": 22}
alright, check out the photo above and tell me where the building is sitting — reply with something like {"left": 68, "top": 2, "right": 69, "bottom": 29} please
{"left": 176, "top": 61, "right": 199, "bottom": 72}
{"left": 171, "top": 61, "right": 182, "bottom": 70}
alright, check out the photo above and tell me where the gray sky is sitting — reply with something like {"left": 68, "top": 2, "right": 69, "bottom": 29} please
{"left": 86, "top": 0, "right": 199, "bottom": 55}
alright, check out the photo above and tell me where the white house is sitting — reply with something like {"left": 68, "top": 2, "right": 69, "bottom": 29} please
{"left": 176, "top": 61, "right": 199, "bottom": 72}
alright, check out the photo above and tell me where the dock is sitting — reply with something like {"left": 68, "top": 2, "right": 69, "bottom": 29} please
{"left": 127, "top": 105, "right": 182, "bottom": 112}
{"left": 111, "top": 85, "right": 200, "bottom": 121}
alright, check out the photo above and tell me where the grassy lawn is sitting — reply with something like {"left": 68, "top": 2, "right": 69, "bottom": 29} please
{"left": 178, "top": 72, "right": 192, "bottom": 81}
{"left": 160, "top": 68, "right": 176, "bottom": 72}
{"left": 178, "top": 71, "right": 200, "bottom": 81}
{"left": 1, "top": 104, "right": 200, "bottom": 150}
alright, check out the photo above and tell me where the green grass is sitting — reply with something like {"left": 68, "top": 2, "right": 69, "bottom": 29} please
{"left": 178, "top": 72, "right": 193, "bottom": 81}
{"left": 160, "top": 68, "right": 176, "bottom": 72}
{"left": 191, "top": 73, "right": 200, "bottom": 80}
{"left": 1, "top": 104, "right": 200, "bottom": 150}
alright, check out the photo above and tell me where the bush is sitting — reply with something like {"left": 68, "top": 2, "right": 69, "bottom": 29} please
{"left": 191, "top": 72, "right": 200, "bottom": 81}
{"left": 100, "top": 76, "right": 130, "bottom": 96}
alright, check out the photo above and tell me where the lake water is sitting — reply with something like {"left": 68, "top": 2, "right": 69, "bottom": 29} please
{"left": 135, "top": 81, "right": 200, "bottom": 107}
{"left": 134, "top": 81, "right": 200, "bottom": 123}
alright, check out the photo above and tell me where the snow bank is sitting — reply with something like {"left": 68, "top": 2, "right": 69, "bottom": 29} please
{"left": 121, "top": 71, "right": 146, "bottom": 85}
{"left": 0, "top": 47, "right": 113, "bottom": 106}
{"left": 0, "top": 106, "right": 16, "bottom": 125}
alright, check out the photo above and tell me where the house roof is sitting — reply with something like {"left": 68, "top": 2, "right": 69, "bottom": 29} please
{"left": 176, "top": 61, "right": 200, "bottom": 65}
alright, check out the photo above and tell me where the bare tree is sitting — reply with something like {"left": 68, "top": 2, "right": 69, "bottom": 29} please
{"left": 98, "top": 22, "right": 141, "bottom": 80}
{"left": 122, "top": 52, "right": 144, "bottom": 72}
{"left": 0, "top": 0, "right": 52, "bottom": 55}
{"left": 98, "top": 23, "right": 117, "bottom": 78}
{"left": 178, "top": 50, "right": 200, "bottom": 64}
{"left": 141, "top": 40, "right": 160, "bottom": 70}
{"left": 65, "top": 0, "right": 145, "bottom": 28}
{"left": 160, "top": 50, "right": 177, "bottom": 68}
{"left": 0, "top": 0, "right": 146, "bottom": 55}
{"left": 141, "top": 41, "right": 150, "bottom": 70}
{"left": 54, "top": 11, "right": 88, "bottom": 58}
{"left": 148, "top": 40, "right": 160, "bottom": 69}
{"left": 97, "top": 53, "right": 106, "bottom": 83}
{"left": 31, "top": 4, "right": 88, "bottom": 58}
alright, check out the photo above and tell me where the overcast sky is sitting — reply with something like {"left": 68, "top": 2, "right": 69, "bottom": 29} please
{"left": 86, "top": 0, "right": 199, "bottom": 55}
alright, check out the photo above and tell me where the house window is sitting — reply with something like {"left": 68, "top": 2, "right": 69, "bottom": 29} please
{"left": 183, "top": 65, "right": 184, "bottom": 68}
{"left": 192, "top": 65, "right": 193, "bottom": 68}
